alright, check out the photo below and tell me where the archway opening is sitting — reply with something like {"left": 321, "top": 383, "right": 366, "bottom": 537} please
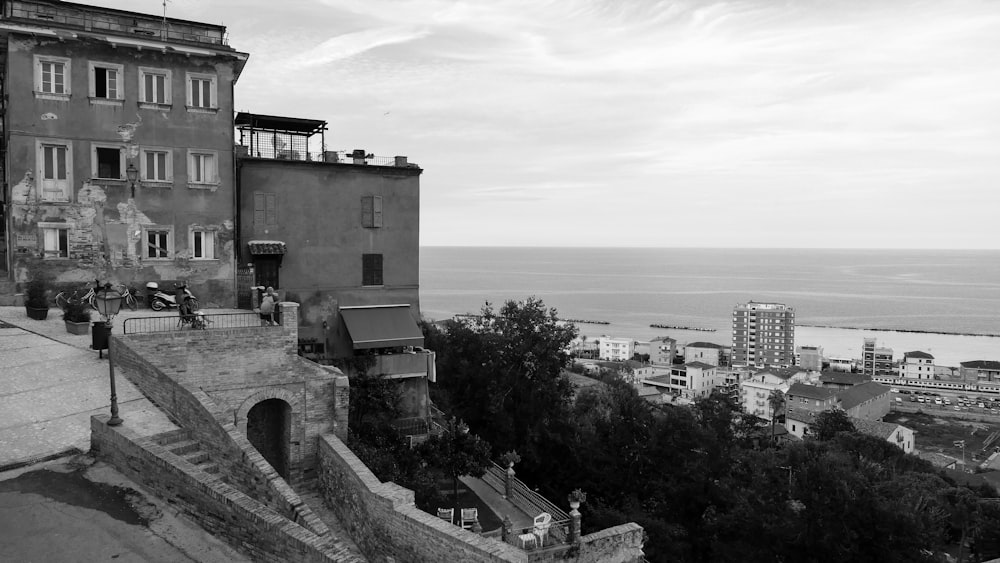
{"left": 246, "top": 398, "right": 291, "bottom": 479}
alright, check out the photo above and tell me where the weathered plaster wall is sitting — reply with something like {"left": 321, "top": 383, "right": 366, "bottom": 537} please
{"left": 237, "top": 159, "right": 421, "bottom": 356}
{"left": 5, "top": 33, "right": 237, "bottom": 305}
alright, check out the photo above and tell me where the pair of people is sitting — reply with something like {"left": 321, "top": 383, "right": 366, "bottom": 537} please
{"left": 259, "top": 287, "right": 278, "bottom": 326}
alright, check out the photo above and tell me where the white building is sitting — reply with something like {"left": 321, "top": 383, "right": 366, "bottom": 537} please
{"left": 900, "top": 351, "right": 935, "bottom": 380}
{"left": 795, "top": 345, "right": 824, "bottom": 371}
{"left": 739, "top": 367, "right": 812, "bottom": 419}
{"left": 599, "top": 336, "right": 634, "bottom": 362}
{"left": 648, "top": 336, "right": 677, "bottom": 366}
{"left": 684, "top": 342, "right": 727, "bottom": 367}
{"left": 850, "top": 418, "right": 914, "bottom": 453}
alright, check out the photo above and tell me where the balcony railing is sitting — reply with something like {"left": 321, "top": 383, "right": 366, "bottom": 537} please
{"left": 122, "top": 312, "right": 276, "bottom": 334}
{"left": 237, "top": 144, "right": 413, "bottom": 168}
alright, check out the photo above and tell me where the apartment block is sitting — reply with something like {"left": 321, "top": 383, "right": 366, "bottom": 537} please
{"left": 861, "top": 338, "right": 894, "bottom": 377}
{"left": 731, "top": 301, "right": 795, "bottom": 368}
{"left": 900, "top": 350, "right": 935, "bottom": 380}
{"left": 599, "top": 336, "right": 634, "bottom": 362}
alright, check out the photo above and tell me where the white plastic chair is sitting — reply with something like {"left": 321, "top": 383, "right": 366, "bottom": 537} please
{"left": 533, "top": 512, "right": 552, "bottom": 546}
{"left": 436, "top": 507, "right": 454, "bottom": 525}
{"left": 460, "top": 508, "right": 478, "bottom": 530}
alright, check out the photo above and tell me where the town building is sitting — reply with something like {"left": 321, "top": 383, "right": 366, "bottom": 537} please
{"left": 826, "top": 357, "right": 854, "bottom": 373}
{"left": 795, "top": 345, "right": 824, "bottom": 371}
{"left": 644, "top": 361, "right": 722, "bottom": 401}
{"left": 784, "top": 383, "right": 839, "bottom": 438}
{"left": 900, "top": 350, "right": 935, "bottom": 380}
{"left": 647, "top": 335, "right": 676, "bottom": 366}
{"left": 234, "top": 113, "right": 429, "bottom": 419}
{"left": 731, "top": 301, "right": 795, "bottom": 368}
{"left": 837, "top": 381, "right": 890, "bottom": 420}
{"left": 850, "top": 418, "right": 914, "bottom": 454}
{"left": 861, "top": 338, "right": 894, "bottom": 377}
{"left": 2, "top": 0, "right": 248, "bottom": 304}
{"left": 960, "top": 360, "right": 1000, "bottom": 383}
{"left": 599, "top": 336, "right": 634, "bottom": 362}
{"left": 684, "top": 341, "right": 728, "bottom": 367}
{"left": 739, "top": 366, "right": 811, "bottom": 420}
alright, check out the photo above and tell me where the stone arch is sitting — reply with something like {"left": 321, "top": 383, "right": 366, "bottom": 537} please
{"left": 235, "top": 387, "right": 304, "bottom": 483}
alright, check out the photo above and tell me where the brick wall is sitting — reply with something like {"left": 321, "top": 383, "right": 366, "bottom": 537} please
{"left": 91, "top": 415, "right": 362, "bottom": 563}
{"left": 317, "top": 434, "right": 646, "bottom": 563}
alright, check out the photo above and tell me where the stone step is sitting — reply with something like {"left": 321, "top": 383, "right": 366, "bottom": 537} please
{"left": 195, "top": 461, "right": 220, "bottom": 474}
{"left": 166, "top": 439, "right": 200, "bottom": 455}
{"left": 152, "top": 428, "right": 191, "bottom": 446}
{"left": 182, "top": 450, "right": 210, "bottom": 465}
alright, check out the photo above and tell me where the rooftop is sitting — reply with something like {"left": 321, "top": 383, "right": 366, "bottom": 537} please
{"left": 787, "top": 383, "right": 838, "bottom": 401}
{"left": 686, "top": 342, "right": 726, "bottom": 349}
{"left": 684, "top": 361, "right": 716, "bottom": 370}
{"left": 961, "top": 360, "right": 1000, "bottom": 370}
{"left": 819, "top": 372, "right": 871, "bottom": 386}
{"left": 756, "top": 366, "right": 810, "bottom": 381}
{"left": 837, "top": 382, "right": 890, "bottom": 411}
{"left": 903, "top": 350, "right": 934, "bottom": 359}
{"left": 850, "top": 417, "right": 902, "bottom": 440}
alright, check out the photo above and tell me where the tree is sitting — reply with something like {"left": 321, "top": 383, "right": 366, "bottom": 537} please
{"left": 767, "top": 389, "right": 785, "bottom": 443}
{"left": 420, "top": 419, "right": 492, "bottom": 502}
{"left": 811, "top": 409, "right": 855, "bottom": 441}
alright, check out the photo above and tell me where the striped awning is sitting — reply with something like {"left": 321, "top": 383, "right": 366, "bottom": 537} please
{"left": 248, "top": 240, "right": 287, "bottom": 255}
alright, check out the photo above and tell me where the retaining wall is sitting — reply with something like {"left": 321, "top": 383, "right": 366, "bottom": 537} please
{"left": 91, "top": 415, "right": 362, "bottom": 563}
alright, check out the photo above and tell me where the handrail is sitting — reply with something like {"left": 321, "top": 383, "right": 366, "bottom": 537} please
{"left": 122, "top": 312, "right": 277, "bottom": 334}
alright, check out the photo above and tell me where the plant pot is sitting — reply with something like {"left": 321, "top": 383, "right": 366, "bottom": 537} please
{"left": 25, "top": 306, "right": 49, "bottom": 320}
{"left": 65, "top": 320, "right": 90, "bottom": 335}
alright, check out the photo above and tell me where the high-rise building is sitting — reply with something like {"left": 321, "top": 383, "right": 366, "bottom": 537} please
{"left": 731, "top": 301, "right": 795, "bottom": 367}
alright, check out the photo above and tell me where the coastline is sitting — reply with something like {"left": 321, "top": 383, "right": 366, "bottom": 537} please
{"left": 799, "top": 324, "right": 1000, "bottom": 338}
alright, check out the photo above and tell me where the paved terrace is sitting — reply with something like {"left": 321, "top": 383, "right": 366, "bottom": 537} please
{"left": 0, "top": 305, "right": 246, "bottom": 470}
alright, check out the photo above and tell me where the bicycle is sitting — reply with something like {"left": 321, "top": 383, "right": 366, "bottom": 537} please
{"left": 54, "top": 286, "right": 97, "bottom": 312}
{"left": 115, "top": 283, "right": 139, "bottom": 311}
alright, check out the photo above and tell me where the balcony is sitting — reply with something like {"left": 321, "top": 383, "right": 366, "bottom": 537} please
{"left": 368, "top": 350, "right": 433, "bottom": 379}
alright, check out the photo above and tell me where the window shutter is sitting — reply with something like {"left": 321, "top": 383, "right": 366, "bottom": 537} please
{"left": 373, "top": 196, "right": 383, "bottom": 228}
{"left": 253, "top": 192, "right": 265, "bottom": 224}
{"left": 265, "top": 193, "right": 277, "bottom": 225}
{"left": 362, "top": 196, "right": 373, "bottom": 227}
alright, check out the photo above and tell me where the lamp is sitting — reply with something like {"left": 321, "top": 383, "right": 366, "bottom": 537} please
{"left": 93, "top": 282, "right": 124, "bottom": 426}
{"left": 126, "top": 162, "right": 139, "bottom": 197}
{"left": 93, "top": 282, "right": 123, "bottom": 324}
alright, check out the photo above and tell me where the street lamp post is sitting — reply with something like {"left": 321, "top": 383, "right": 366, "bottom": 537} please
{"left": 126, "top": 162, "right": 139, "bottom": 198}
{"left": 94, "top": 282, "right": 123, "bottom": 426}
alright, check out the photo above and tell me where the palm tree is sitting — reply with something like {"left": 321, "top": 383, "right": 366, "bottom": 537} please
{"left": 768, "top": 389, "right": 786, "bottom": 443}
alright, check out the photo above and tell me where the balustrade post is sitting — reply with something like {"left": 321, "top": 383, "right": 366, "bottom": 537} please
{"left": 569, "top": 501, "right": 582, "bottom": 544}
{"left": 501, "top": 515, "right": 513, "bottom": 543}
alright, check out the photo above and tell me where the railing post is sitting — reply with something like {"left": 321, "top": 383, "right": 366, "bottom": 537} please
{"left": 505, "top": 463, "right": 514, "bottom": 499}
{"left": 568, "top": 501, "right": 582, "bottom": 545}
{"left": 501, "top": 515, "right": 513, "bottom": 544}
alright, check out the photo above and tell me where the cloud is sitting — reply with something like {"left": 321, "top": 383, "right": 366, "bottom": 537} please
{"left": 289, "top": 26, "right": 432, "bottom": 68}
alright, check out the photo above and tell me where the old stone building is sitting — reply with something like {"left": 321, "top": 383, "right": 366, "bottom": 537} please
{"left": 1, "top": 0, "right": 247, "bottom": 304}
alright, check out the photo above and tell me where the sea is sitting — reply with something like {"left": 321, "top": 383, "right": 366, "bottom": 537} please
{"left": 418, "top": 247, "right": 1000, "bottom": 369}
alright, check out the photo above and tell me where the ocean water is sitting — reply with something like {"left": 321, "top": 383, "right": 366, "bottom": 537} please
{"left": 418, "top": 247, "right": 1000, "bottom": 368}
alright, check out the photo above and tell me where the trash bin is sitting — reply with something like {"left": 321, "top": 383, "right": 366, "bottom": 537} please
{"left": 92, "top": 321, "right": 111, "bottom": 357}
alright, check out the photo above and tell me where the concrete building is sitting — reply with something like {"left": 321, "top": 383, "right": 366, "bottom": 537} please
{"left": 599, "top": 335, "right": 634, "bottom": 362}
{"left": 234, "top": 113, "right": 429, "bottom": 419}
{"left": 795, "top": 345, "right": 824, "bottom": 371}
{"left": 740, "top": 366, "right": 811, "bottom": 419}
{"left": 818, "top": 371, "right": 871, "bottom": 391}
{"left": 838, "top": 381, "right": 890, "bottom": 421}
{"left": 645, "top": 361, "right": 722, "bottom": 401}
{"left": 862, "top": 338, "right": 894, "bottom": 377}
{"left": 851, "top": 418, "right": 914, "bottom": 454}
{"left": 826, "top": 357, "right": 854, "bottom": 373}
{"left": 647, "top": 335, "right": 676, "bottom": 366}
{"left": 784, "top": 383, "right": 839, "bottom": 438}
{"left": 960, "top": 360, "right": 1000, "bottom": 383}
{"left": 684, "top": 341, "right": 727, "bottom": 367}
{"left": 1, "top": 0, "right": 248, "bottom": 304}
{"left": 900, "top": 350, "right": 935, "bottom": 380}
{"left": 731, "top": 301, "right": 795, "bottom": 368}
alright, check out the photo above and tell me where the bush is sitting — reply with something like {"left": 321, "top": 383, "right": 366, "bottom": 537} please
{"left": 62, "top": 298, "right": 92, "bottom": 323}
{"left": 23, "top": 263, "right": 51, "bottom": 308}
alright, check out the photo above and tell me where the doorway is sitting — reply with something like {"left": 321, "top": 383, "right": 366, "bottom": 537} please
{"left": 246, "top": 398, "right": 291, "bottom": 479}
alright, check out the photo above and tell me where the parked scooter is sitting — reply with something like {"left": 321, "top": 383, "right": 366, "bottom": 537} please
{"left": 145, "top": 281, "right": 197, "bottom": 312}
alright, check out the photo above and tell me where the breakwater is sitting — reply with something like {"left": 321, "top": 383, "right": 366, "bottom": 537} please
{"left": 564, "top": 318, "right": 610, "bottom": 325}
{"left": 650, "top": 324, "right": 716, "bottom": 332}
{"left": 799, "top": 324, "right": 1000, "bottom": 338}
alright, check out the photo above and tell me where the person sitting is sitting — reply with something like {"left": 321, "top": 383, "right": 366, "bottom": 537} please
{"left": 259, "top": 289, "right": 276, "bottom": 326}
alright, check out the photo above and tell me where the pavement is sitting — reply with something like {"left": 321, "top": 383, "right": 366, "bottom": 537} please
{"left": 460, "top": 475, "right": 535, "bottom": 532}
{"left": 0, "top": 304, "right": 241, "bottom": 470}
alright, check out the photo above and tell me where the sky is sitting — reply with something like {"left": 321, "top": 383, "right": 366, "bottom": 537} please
{"left": 96, "top": 0, "right": 1000, "bottom": 248}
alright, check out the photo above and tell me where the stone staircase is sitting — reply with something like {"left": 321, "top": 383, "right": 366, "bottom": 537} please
{"left": 295, "top": 482, "right": 367, "bottom": 561}
{"left": 154, "top": 429, "right": 223, "bottom": 478}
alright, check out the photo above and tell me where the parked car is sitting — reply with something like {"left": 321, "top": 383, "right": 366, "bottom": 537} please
{"left": 935, "top": 398, "right": 943, "bottom": 405}
{"left": 890, "top": 388, "right": 900, "bottom": 393}
{"left": 955, "top": 406, "right": 962, "bottom": 411}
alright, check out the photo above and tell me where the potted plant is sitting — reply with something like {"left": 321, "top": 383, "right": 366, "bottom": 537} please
{"left": 23, "top": 265, "right": 51, "bottom": 320}
{"left": 62, "top": 298, "right": 92, "bottom": 335}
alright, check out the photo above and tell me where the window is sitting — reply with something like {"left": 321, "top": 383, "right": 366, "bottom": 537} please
{"left": 190, "top": 229, "right": 215, "bottom": 260}
{"left": 91, "top": 144, "right": 124, "bottom": 180}
{"left": 35, "top": 56, "right": 71, "bottom": 98}
{"left": 89, "top": 62, "right": 123, "bottom": 101}
{"left": 144, "top": 226, "right": 173, "bottom": 259}
{"left": 362, "top": 196, "right": 383, "bottom": 228}
{"left": 187, "top": 151, "right": 218, "bottom": 185}
{"left": 362, "top": 253, "right": 383, "bottom": 286}
{"left": 37, "top": 140, "right": 72, "bottom": 201}
{"left": 186, "top": 72, "right": 217, "bottom": 110}
{"left": 139, "top": 67, "right": 171, "bottom": 106}
{"left": 140, "top": 147, "right": 172, "bottom": 183}
{"left": 253, "top": 192, "right": 277, "bottom": 225}
{"left": 40, "top": 223, "right": 69, "bottom": 259}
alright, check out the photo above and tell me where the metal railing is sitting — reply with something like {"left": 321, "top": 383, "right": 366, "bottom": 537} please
{"left": 481, "top": 462, "right": 571, "bottom": 545}
{"left": 122, "top": 312, "right": 277, "bottom": 335}
{"left": 237, "top": 145, "right": 411, "bottom": 168}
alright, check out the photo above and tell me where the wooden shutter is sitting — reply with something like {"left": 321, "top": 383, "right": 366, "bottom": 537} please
{"left": 361, "top": 196, "right": 373, "bottom": 227}
{"left": 265, "top": 193, "right": 277, "bottom": 225}
{"left": 373, "top": 196, "right": 383, "bottom": 228}
{"left": 253, "top": 192, "right": 265, "bottom": 224}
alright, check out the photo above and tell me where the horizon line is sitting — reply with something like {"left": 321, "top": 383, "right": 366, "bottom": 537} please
{"left": 419, "top": 245, "right": 1000, "bottom": 251}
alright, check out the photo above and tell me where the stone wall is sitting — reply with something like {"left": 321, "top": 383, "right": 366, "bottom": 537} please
{"left": 317, "top": 434, "right": 646, "bottom": 563}
{"left": 91, "top": 415, "right": 360, "bottom": 563}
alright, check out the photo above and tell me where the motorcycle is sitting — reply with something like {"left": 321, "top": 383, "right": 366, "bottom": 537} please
{"left": 145, "top": 281, "right": 197, "bottom": 312}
